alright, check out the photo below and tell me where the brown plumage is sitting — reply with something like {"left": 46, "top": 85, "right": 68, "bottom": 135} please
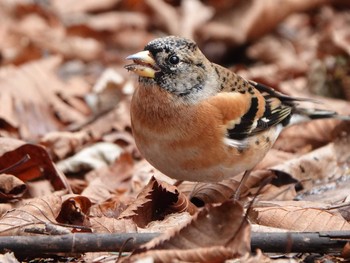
{"left": 125, "top": 36, "right": 347, "bottom": 183}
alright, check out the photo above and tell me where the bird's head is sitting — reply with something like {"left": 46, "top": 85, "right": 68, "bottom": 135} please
{"left": 125, "top": 36, "right": 218, "bottom": 101}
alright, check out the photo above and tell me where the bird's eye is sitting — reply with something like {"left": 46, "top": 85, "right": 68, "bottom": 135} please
{"left": 168, "top": 55, "right": 180, "bottom": 65}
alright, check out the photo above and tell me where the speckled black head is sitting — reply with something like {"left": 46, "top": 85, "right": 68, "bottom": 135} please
{"left": 142, "top": 36, "right": 218, "bottom": 102}
{"left": 145, "top": 36, "right": 198, "bottom": 56}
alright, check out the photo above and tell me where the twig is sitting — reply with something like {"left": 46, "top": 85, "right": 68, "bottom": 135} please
{"left": 0, "top": 154, "right": 30, "bottom": 174}
{"left": 0, "top": 231, "right": 348, "bottom": 255}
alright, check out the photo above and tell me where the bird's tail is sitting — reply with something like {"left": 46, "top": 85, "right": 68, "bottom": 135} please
{"left": 289, "top": 107, "right": 350, "bottom": 125}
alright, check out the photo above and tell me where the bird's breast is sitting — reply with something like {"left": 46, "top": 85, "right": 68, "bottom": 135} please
{"left": 130, "top": 84, "right": 279, "bottom": 182}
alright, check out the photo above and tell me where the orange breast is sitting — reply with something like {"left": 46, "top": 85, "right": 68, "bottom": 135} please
{"left": 131, "top": 84, "right": 277, "bottom": 182}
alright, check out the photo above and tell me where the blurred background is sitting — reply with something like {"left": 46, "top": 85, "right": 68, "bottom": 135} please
{"left": 0, "top": 3, "right": 350, "bottom": 260}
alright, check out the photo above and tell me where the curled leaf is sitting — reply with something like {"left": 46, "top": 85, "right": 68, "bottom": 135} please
{"left": 0, "top": 174, "right": 27, "bottom": 201}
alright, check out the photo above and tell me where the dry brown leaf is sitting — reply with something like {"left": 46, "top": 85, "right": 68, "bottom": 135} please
{"left": 90, "top": 195, "right": 132, "bottom": 219}
{"left": 80, "top": 100, "right": 132, "bottom": 141}
{"left": 247, "top": 36, "right": 307, "bottom": 70}
{"left": 255, "top": 148, "right": 297, "bottom": 170}
{"left": 308, "top": 56, "right": 350, "bottom": 101}
{"left": 316, "top": 7, "right": 350, "bottom": 57}
{"left": 307, "top": 181, "right": 350, "bottom": 207}
{"left": 250, "top": 202, "right": 350, "bottom": 231}
{"left": 274, "top": 119, "right": 344, "bottom": 153}
{"left": 143, "top": 200, "right": 249, "bottom": 250}
{"left": 86, "top": 68, "right": 131, "bottom": 115}
{"left": 236, "top": 64, "right": 287, "bottom": 90}
{"left": 0, "top": 193, "right": 94, "bottom": 235}
{"left": 57, "top": 142, "right": 123, "bottom": 174}
{"left": 77, "top": 12, "right": 149, "bottom": 33}
{"left": 52, "top": 0, "right": 121, "bottom": 15}
{"left": 130, "top": 200, "right": 250, "bottom": 262}
{"left": 82, "top": 152, "right": 134, "bottom": 203}
{"left": 139, "top": 212, "right": 193, "bottom": 233}
{"left": 144, "top": 0, "right": 179, "bottom": 35}
{"left": 271, "top": 135, "right": 350, "bottom": 189}
{"left": 179, "top": 179, "right": 239, "bottom": 205}
{"left": 143, "top": 0, "right": 213, "bottom": 39}
{"left": 40, "top": 131, "right": 91, "bottom": 161}
{"left": 130, "top": 247, "right": 272, "bottom": 263}
{"left": 89, "top": 217, "right": 137, "bottom": 234}
{"left": 332, "top": 26, "right": 350, "bottom": 56}
{"left": 0, "top": 203, "right": 13, "bottom": 217}
{"left": 342, "top": 242, "right": 350, "bottom": 259}
{"left": 12, "top": 12, "right": 103, "bottom": 61}
{"left": 200, "top": 0, "right": 330, "bottom": 44}
{"left": 179, "top": 0, "right": 214, "bottom": 39}
{"left": 131, "top": 159, "right": 176, "bottom": 195}
{"left": 0, "top": 174, "right": 26, "bottom": 201}
{"left": 0, "top": 2, "right": 49, "bottom": 65}
{"left": 119, "top": 177, "right": 196, "bottom": 227}
{"left": 0, "top": 137, "right": 70, "bottom": 192}
{"left": 127, "top": 247, "right": 241, "bottom": 263}
{"left": 0, "top": 56, "right": 87, "bottom": 140}
{"left": 39, "top": 36, "right": 103, "bottom": 62}
{"left": 257, "top": 184, "right": 297, "bottom": 201}
{"left": 56, "top": 195, "right": 92, "bottom": 226}
{"left": 0, "top": 252, "right": 19, "bottom": 263}
{"left": 102, "top": 130, "right": 137, "bottom": 156}
{"left": 0, "top": 194, "right": 62, "bottom": 235}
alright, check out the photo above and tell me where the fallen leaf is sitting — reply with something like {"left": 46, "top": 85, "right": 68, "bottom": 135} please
{"left": 144, "top": 0, "right": 179, "bottom": 35}
{"left": 90, "top": 195, "right": 132, "bottom": 219}
{"left": 274, "top": 119, "right": 344, "bottom": 153}
{"left": 179, "top": 0, "right": 214, "bottom": 39}
{"left": 56, "top": 142, "right": 123, "bottom": 174}
{"left": 0, "top": 137, "right": 70, "bottom": 192}
{"left": 199, "top": 0, "right": 331, "bottom": 45}
{"left": 119, "top": 177, "right": 196, "bottom": 227}
{"left": 0, "top": 56, "right": 87, "bottom": 140}
{"left": 250, "top": 202, "right": 350, "bottom": 231}
{"left": 79, "top": 100, "right": 132, "bottom": 141}
{"left": 255, "top": 148, "right": 297, "bottom": 170}
{"left": 86, "top": 68, "right": 130, "bottom": 115}
{"left": 257, "top": 184, "right": 297, "bottom": 201}
{"left": 131, "top": 159, "right": 176, "bottom": 195}
{"left": 89, "top": 217, "right": 137, "bottom": 233}
{"left": 52, "top": 0, "right": 121, "bottom": 15}
{"left": 10, "top": 12, "right": 104, "bottom": 62}
{"left": 0, "top": 203, "right": 13, "bottom": 217}
{"left": 139, "top": 212, "right": 193, "bottom": 233}
{"left": 56, "top": 195, "right": 92, "bottom": 226}
{"left": 0, "top": 174, "right": 26, "bottom": 201}
{"left": 40, "top": 131, "right": 91, "bottom": 161}
{"left": 127, "top": 247, "right": 242, "bottom": 263}
{"left": 0, "top": 252, "right": 20, "bottom": 263}
{"left": 0, "top": 194, "right": 63, "bottom": 235}
{"left": 179, "top": 179, "right": 239, "bottom": 205}
{"left": 129, "top": 200, "right": 250, "bottom": 262}
{"left": 271, "top": 135, "right": 350, "bottom": 189}
{"left": 144, "top": 200, "right": 249, "bottom": 250}
{"left": 82, "top": 152, "right": 134, "bottom": 203}
{"left": 78, "top": 12, "right": 149, "bottom": 33}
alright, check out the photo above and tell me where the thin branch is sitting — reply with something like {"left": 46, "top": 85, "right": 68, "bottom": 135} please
{"left": 0, "top": 231, "right": 348, "bottom": 255}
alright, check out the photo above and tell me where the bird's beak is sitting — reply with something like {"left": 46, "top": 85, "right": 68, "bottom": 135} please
{"left": 125, "top": 50, "right": 159, "bottom": 78}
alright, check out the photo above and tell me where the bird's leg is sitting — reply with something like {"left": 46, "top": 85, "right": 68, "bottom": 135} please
{"left": 233, "top": 169, "right": 251, "bottom": 201}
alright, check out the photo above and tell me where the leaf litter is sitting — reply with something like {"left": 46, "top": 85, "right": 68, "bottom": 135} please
{"left": 0, "top": 0, "right": 349, "bottom": 262}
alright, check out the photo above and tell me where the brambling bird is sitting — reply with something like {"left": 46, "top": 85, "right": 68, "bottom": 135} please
{"left": 125, "top": 36, "right": 349, "bottom": 185}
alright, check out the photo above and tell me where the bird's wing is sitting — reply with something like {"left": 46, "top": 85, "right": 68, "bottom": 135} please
{"left": 242, "top": 81, "right": 295, "bottom": 137}
{"left": 208, "top": 81, "right": 295, "bottom": 141}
